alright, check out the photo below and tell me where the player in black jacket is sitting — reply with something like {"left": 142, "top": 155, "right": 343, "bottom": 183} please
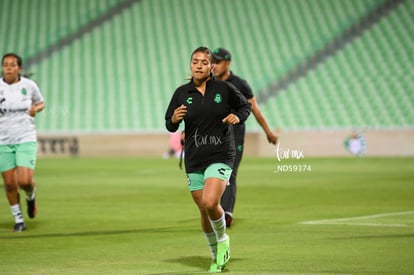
{"left": 212, "top": 48, "right": 278, "bottom": 227}
{"left": 165, "top": 47, "right": 251, "bottom": 272}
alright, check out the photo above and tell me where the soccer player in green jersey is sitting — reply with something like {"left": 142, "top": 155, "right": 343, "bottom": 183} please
{"left": 0, "top": 53, "right": 45, "bottom": 232}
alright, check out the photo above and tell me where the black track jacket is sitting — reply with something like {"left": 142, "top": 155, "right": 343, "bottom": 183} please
{"left": 165, "top": 77, "right": 251, "bottom": 173}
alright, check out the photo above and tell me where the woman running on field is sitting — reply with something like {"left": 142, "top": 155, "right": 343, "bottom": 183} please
{"left": 165, "top": 46, "right": 251, "bottom": 272}
{"left": 0, "top": 53, "right": 45, "bottom": 232}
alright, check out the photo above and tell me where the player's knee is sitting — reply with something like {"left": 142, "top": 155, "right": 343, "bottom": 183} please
{"left": 202, "top": 198, "right": 219, "bottom": 211}
{"left": 17, "top": 177, "right": 32, "bottom": 188}
{"left": 4, "top": 182, "right": 18, "bottom": 193}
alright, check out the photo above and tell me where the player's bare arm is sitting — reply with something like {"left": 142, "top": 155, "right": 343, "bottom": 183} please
{"left": 248, "top": 97, "right": 278, "bottom": 144}
{"left": 29, "top": 102, "right": 45, "bottom": 117}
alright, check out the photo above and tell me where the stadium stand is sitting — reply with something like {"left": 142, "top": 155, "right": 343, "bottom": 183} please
{"left": 1, "top": 0, "right": 412, "bottom": 133}
{"left": 1, "top": 0, "right": 126, "bottom": 60}
{"left": 261, "top": 0, "right": 413, "bottom": 130}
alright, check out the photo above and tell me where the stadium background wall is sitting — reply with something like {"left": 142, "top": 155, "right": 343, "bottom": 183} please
{"left": 37, "top": 130, "right": 414, "bottom": 158}
{"left": 3, "top": 0, "right": 413, "bottom": 157}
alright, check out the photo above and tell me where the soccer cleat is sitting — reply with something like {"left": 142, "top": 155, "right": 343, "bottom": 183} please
{"left": 216, "top": 234, "right": 230, "bottom": 268}
{"left": 208, "top": 261, "right": 222, "bottom": 273}
{"left": 225, "top": 212, "right": 233, "bottom": 227}
{"left": 13, "top": 222, "right": 26, "bottom": 232}
{"left": 27, "top": 198, "right": 37, "bottom": 219}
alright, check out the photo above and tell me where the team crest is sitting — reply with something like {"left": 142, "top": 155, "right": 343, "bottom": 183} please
{"left": 21, "top": 88, "right": 27, "bottom": 95}
{"left": 214, "top": 93, "right": 222, "bottom": 103}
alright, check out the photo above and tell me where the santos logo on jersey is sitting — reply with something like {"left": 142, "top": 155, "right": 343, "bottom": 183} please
{"left": 214, "top": 93, "right": 222, "bottom": 103}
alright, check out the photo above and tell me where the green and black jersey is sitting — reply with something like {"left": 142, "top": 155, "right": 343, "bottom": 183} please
{"left": 165, "top": 77, "right": 251, "bottom": 173}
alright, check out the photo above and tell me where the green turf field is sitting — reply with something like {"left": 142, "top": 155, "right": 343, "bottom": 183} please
{"left": 1, "top": 157, "right": 413, "bottom": 274}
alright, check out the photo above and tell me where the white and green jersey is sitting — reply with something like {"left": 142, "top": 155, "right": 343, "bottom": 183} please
{"left": 0, "top": 77, "right": 44, "bottom": 145}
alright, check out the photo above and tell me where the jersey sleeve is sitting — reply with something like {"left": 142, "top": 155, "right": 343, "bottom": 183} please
{"left": 239, "top": 78, "right": 254, "bottom": 100}
{"left": 227, "top": 83, "right": 251, "bottom": 123}
{"left": 30, "top": 80, "right": 44, "bottom": 105}
{"left": 165, "top": 89, "right": 181, "bottom": 132}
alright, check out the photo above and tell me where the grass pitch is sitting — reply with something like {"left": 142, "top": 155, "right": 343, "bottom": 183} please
{"left": 0, "top": 157, "right": 413, "bottom": 274}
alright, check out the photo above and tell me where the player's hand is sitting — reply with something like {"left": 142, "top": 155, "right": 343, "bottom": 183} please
{"left": 28, "top": 103, "right": 45, "bottom": 117}
{"left": 29, "top": 105, "right": 38, "bottom": 117}
{"left": 172, "top": 104, "right": 187, "bottom": 124}
{"left": 222, "top": 113, "right": 240, "bottom": 125}
{"left": 267, "top": 132, "right": 278, "bottom": 145}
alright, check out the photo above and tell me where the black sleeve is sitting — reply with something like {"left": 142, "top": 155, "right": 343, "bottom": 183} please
{"left": 165, "top": 90, "right": 181, "bottom": 132}
{"left": 227, "top": 83, "right": 251, "bottom": 123}
{"left": 239, "top": 79, "right": 254, "bottom": 99}
{"left": 166, "top": 118, "right": 180, "bottom": 132}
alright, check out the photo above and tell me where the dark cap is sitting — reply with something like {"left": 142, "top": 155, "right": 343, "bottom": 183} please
{"left": 212, "top": 48, "right": 231, "bottom": 61}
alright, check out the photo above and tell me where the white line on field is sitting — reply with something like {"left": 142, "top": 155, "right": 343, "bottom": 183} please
{"left": 300, "top": 211, "right": 414, "bottom": 227}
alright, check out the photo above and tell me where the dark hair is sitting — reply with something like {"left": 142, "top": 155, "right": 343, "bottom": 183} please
{"left": 191, "top": 46, "right": 212, "bottom": 63}
{"left": 1, "top": 53, "right": 33, "bottom": 78}
{"left": 2, "top": 53, "right": 23, "bottom": 67}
